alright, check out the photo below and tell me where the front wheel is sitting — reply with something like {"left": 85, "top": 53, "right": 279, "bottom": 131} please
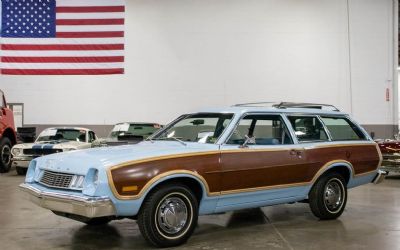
{"left": 0, "top": 137, "right": 12, "bottom": 173}
{"left": 309, "top": 172, "right": 347, "bottom": 220}
{"left": 137, "top": 183, "right": 198, "bottom": 248}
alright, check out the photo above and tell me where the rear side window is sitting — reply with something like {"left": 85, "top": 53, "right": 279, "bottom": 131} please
{"left": 320, "top": 116, "right": 366, "bottom": 141}
{"left": 287, "top": 116, "right": 329, "bottom": 142}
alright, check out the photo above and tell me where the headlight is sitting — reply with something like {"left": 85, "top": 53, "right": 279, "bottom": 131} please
{"left": 69, "top": 175, "right": 85, "bottom": 189}
{"left": 93, "top": 170, "right": 99, "bottom": 187}
{"left": 82, "top": 169, "right": 99, "bottom": 196}
{"left": 25, "top": 160, "right": 37, "bottom": 183}
{"left": 12, "top": 148, "right": 21, "bottom": 156}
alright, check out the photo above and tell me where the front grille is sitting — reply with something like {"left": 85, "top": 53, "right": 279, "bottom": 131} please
{"left": 39, "top": 170, "right": 73, "bottom": 189}
{"left": 24, "top": 148, "right": 63, "bottom": 156}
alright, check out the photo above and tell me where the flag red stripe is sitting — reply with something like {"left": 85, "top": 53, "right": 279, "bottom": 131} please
{"left": 56, "top": 31, "right": 124, "bottom": 38}
{"left": 56, "top": 19, "right": 124, "bottom": 25}
{"left": 1, "top": 44, "right": 124, "bottom": 51}
{"left": 56, "top": 6, "right": 125, "bottom": 13}
{"left": 1, "top": 69, "right": 124, "bottom": 75}
{"left": 2, "top": 56, "right": 124, "bottom": 63}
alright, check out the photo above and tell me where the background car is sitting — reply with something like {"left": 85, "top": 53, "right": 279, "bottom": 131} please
{"left": 11, "top": 127, "right": 97, "bottom": 175}
{"left": 92, "top": 122, "right": 162, "bottom": 147}
{"left": 376, "top": 139, "right": 400, "bottom": 174}
{"left": 0, "top": 90, "right": 17, "bottom": 173}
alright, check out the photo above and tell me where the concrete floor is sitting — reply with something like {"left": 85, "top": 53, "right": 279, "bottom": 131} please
{"left": 1, "top": 171, "right": 399, "bottom": 250}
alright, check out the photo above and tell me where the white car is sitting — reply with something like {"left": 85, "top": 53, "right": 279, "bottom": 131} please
{"left": 11, "top": 127, "right": 97, "bottom": 175}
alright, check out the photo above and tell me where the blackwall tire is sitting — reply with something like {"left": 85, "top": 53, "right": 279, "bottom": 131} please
{"left": 16, "top": 167, "right": 27, "bottom": 175}
{"left": 309, "top": 172, "right": 347, "bottom": 220}
{"left": 0, "top": 137, "right": 12, "bottom": 173}
{"left": 137, "top": 183, "right": 199, "bottom": 248}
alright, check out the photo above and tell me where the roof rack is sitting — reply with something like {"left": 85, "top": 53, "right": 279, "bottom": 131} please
{"left": 233, "top": 102, "right": 340, "bottom": 111}
{"left": 233, "top": 102, "right": 276, "bottom": 107}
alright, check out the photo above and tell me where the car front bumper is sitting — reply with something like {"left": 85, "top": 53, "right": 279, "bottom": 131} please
{"left": 372, "top": 170, "right": 387, "bottom": 184}
{"left": 12, "top": 157, "right": 33, "bottom": 168}
{"left": 19, "top": 183, "right": 116, "bottom": 218}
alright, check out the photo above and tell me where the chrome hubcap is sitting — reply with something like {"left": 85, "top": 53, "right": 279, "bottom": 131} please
{"left": 157, "top": 197, "right": 188, "bottom": 234}
{"left": 1, "top": 145, "right": 11, "bottom": 166}
{"left": 324, "top": 179, "right": 343, "bottom": 212}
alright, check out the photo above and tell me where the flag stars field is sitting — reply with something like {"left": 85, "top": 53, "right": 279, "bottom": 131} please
{"left": 0, "top": 0, "right": 125, "bottom": 75}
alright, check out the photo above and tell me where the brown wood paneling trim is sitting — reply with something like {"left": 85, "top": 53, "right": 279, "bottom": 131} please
{"left": 107, "top": 143, "right": 380, "bottom": 200}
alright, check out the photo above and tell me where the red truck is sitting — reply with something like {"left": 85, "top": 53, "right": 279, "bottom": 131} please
{"left": 0, "top": 90, "right": 17, "bottom": 173}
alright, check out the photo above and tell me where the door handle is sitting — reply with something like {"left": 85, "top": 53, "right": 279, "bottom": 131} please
{"left": 290, "top": 149, "right": 303, "bottom": 158}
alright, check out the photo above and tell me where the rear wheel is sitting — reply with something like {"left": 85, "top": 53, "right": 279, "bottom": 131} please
{"left": 137, "top": 183, "right": 198, "bottom": 248}
{"left": 16, "top": 167, "right": 27, "bottom": 175}
{"left": 0, "top": 137, "right": 12, "bottom": 173}
{"left": 309, "top": 172, "right": 347, "bottom": 220}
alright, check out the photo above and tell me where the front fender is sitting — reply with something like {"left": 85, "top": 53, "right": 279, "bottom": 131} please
{"left": 110, "top": 172, "right": 216, "bottom": 216}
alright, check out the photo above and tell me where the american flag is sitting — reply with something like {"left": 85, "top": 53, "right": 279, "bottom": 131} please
{"left": 0, "top": 0, "right": 125, "bottom": 75}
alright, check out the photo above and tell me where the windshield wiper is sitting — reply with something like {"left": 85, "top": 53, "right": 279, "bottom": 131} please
{"left": 145, "top": 137, "right": 154, "bottom": 143}
{"left": 153, "top": 137, "right": 187, "bottom": 146}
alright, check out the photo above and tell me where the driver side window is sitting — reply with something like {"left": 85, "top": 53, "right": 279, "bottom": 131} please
{"left": 227, "top": 114, "right": 293, "bottom": 145}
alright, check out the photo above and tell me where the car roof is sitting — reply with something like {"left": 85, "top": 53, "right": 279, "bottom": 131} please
{"left": 43, "top": 127, "right": 91, "bottom": 131}
{"left": 196, "top": 106, "right": 348, "bottom": 116}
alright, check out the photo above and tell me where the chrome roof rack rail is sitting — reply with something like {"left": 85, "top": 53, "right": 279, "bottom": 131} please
{"left": 233, "top": 102, "right": 340, "bottom": 111}
{"left": 273, "top": 102, "right": 340, "bottom": 111}
{"left": 233, "top": 102, "right": 277, "bottom": 107}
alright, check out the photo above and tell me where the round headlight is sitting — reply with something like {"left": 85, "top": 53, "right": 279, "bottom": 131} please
{"left": 12, "top": 148, "right": 21, "bottom": 156}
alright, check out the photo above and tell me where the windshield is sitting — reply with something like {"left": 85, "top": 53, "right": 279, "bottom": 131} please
{"left": 36, "top": 129, "right": 86, "bottom": 142}
{"left": 152, "top": 113, "right": 234, "bottom": 144}
{"left": 109, "top": 123, "right": 160, "bottom": 139}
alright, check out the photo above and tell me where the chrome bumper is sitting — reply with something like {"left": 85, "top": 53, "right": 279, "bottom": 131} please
{"left": 372, "top": 170, "right": 387, "bottom": 184}
{"left": 380, "top": 165, "right": 400, "bottom": 173}
{"left": 19, "top": 183, "right": 116, "bottom": 218}
{"left": 12, "top": 157, "right": 32, "bottom": 168}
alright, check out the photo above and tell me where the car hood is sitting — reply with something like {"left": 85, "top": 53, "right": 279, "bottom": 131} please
{"left": 15, "top": 140, "right": 86, "bottom": 149}
{"left": 35, "top": 141, "right": 220, "bottom": 175}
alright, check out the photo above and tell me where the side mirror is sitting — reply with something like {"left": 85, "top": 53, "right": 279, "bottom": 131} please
{"left": 240, "top": 135, "right": 256, "bottom": 148}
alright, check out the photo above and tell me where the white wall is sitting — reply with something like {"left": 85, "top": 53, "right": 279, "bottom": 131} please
{"left": 0, "top": 0, "right": 397, "bottom": 130}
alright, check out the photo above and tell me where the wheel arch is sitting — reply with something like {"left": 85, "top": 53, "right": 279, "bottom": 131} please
{"left": 140, "top": 173, "right": 209, "bottom": 204}
{"left": 312, "top": 161, "right": 354, "bottom": 186}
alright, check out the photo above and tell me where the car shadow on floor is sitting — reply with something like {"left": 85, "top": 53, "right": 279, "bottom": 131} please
{"left": 70, "top": 223, "right": 150, "bottom": 250}
{"left": 69, "top": 208, "right": 273, "bottom": 249}
{"left": 68, "top": 206, "right": 349, "bottom": 250}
